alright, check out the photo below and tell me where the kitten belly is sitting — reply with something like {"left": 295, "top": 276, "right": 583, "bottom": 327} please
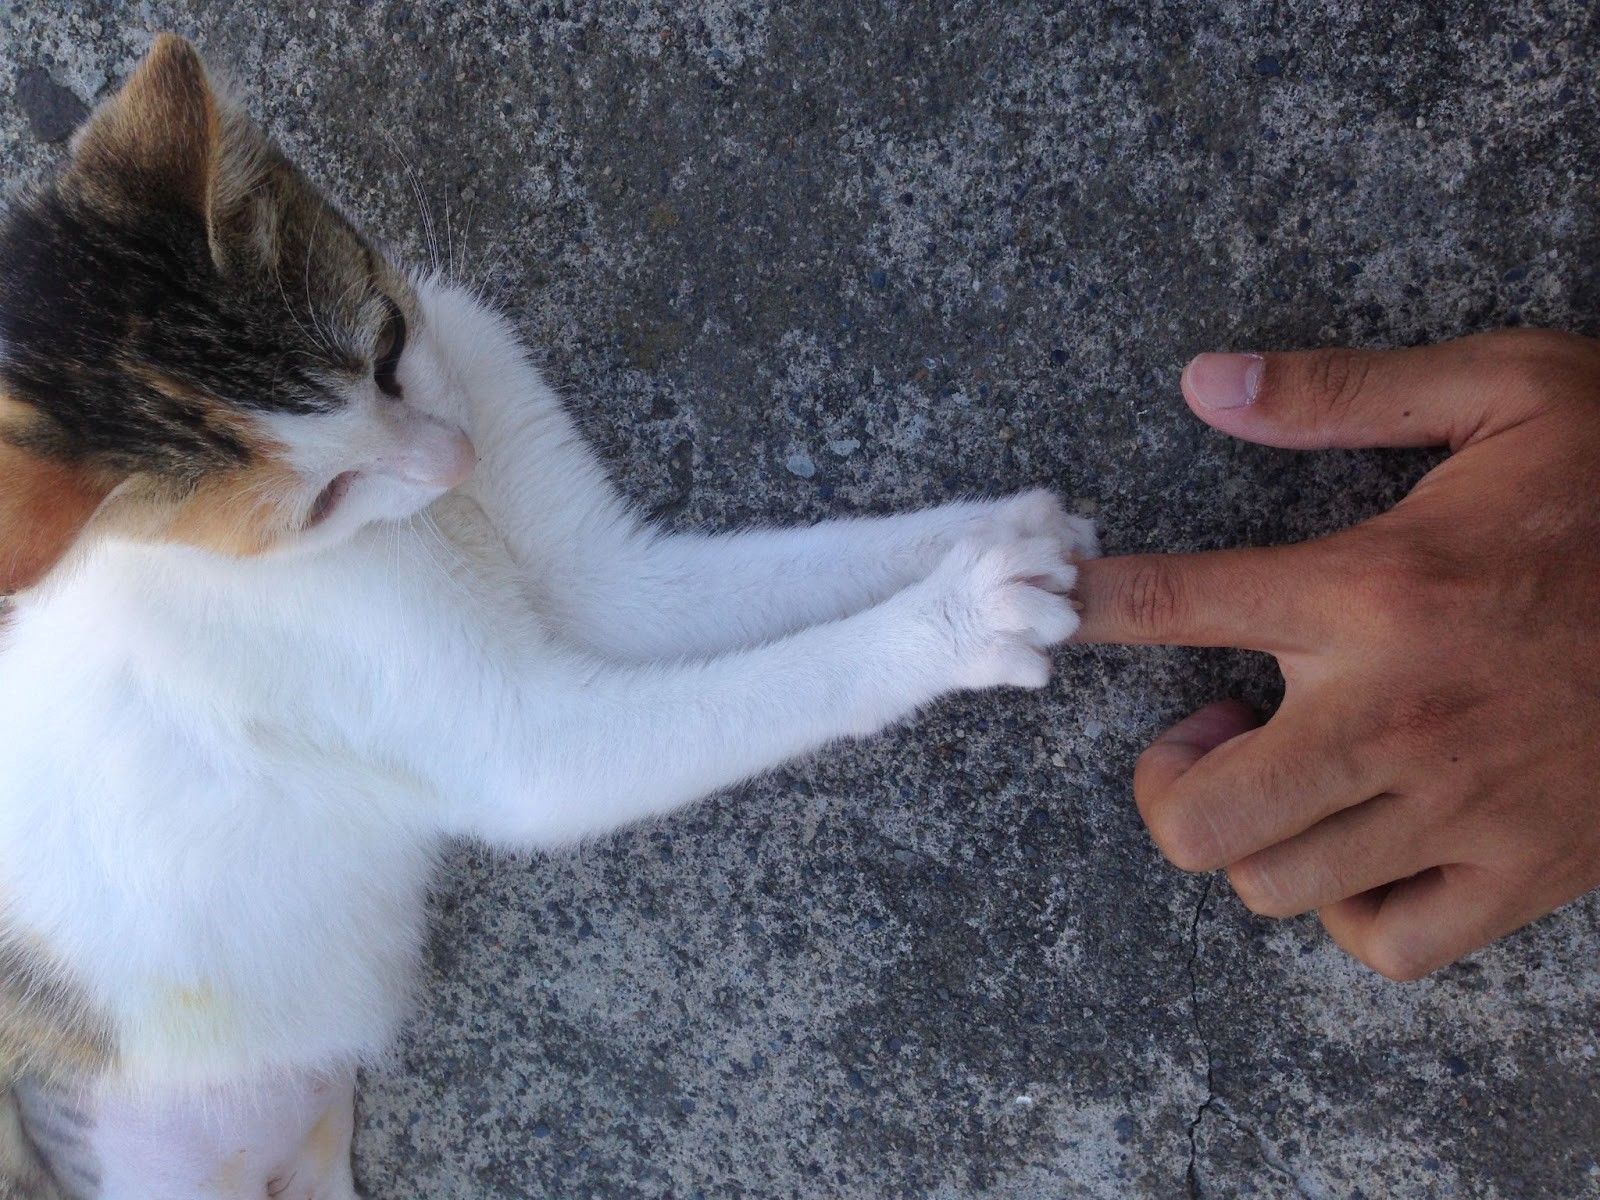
{"left": 24, "top": 861, "right": 432, "bottom": 1088}
{"left": 0, "top": 731, "right": 441, "bottom": 1085}
{"left": 15, "top": 1067, "right": 357, "bottom": 1200}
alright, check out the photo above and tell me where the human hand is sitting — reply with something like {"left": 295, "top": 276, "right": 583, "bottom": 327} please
{"left": 1074, "top": 330, "right": 1600, "bottom": 980}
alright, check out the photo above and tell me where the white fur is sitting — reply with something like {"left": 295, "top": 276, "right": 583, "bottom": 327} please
{"left": 0, "top": 279, "right": 1096, "bottom": 1190}
{"left": 16, "top": 1068, "right": 355, "bottom": 1200}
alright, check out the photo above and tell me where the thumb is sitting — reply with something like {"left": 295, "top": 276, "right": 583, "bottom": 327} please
{"left": 1179, "top": 330, "right": 1594, "bottom": 452}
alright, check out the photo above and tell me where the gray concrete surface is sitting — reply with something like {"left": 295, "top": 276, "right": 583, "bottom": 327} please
{"left": 4, "top": 3, "right": 1599, "bottom": 1197}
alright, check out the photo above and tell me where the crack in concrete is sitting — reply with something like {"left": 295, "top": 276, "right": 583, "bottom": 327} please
{"left": 1183, "top": 875, "right": 1215, "bottom": 1199}
{"left": 1180, "top": 878, "right": 1323, "bottom": 1200}
{"left": 1212, "top": 1099, "right": 1325, "bottom": 1200}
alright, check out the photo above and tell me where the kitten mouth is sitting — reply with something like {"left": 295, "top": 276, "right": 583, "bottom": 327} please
{"left": 305, "top": 471, "right": 358, "bottom": 529}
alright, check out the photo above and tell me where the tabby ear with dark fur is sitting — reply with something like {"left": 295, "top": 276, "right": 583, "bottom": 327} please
{"left": 66, "top": 33, "right": 219, "bottom": 218}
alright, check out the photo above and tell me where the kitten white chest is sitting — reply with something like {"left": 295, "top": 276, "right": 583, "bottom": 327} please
{"left": 0, "top": 536, "right": 484, "bottom": 1084}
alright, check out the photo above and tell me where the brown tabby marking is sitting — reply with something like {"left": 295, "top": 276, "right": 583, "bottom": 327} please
{"left": 0, "top": 938, "right": 113, "bottom": 1087}
{"left": 64, "top": 34, "right": 218, "bottom": 219}
{"left": 0, "top": 396, "right": 30, "bottom": 437}
{"left": 0, "top": 935, "right": 113, "bottom": 1200}
{"left": 0, "top": 1098, "right": 65, "bottom": 1200}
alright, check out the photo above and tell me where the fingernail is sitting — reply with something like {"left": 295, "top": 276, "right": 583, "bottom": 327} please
{"left": 1184, "top": 352, "right": 1265, "bottom": 409}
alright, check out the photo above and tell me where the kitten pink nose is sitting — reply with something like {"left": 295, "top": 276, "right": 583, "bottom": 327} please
{"left": 380, "top": 406, "right": 477, "bottom": 489}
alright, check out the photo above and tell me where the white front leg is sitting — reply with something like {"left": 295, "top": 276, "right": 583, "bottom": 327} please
{"left": 535, "top": 489, "right": 1098, "bottom": 662}
{"left": 417, "top": 278, "right": 1095, "bottom": 663}
{"left": 446, "top": 536, "right": 1082, "bottom": 847}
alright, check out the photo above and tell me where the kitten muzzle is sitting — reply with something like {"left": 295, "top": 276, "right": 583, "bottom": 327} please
{"left": 375, "top": 405, "right": 476, "bottom": 490}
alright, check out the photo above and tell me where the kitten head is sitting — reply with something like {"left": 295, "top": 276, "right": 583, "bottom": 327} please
{"left": 0, "top": 35, "right": 474, "bottom": 594}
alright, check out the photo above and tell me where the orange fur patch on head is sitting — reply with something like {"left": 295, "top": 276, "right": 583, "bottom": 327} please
{"left": 152, "top": 403, "right": 303, "bottom": 558}
{"left": 67, "top": 35, "right": 219, "bottom": 217}
{"left": 163, "top": 452, "right": 303, "bottom": 558}
{"left": 125, "top": 364, "right": 207, "bottom": 406}
{"left": 0, "top": 445, "right": 118, "bottom": 594}
{"left": 122, "top": 365, "right": 258, "bottom": 464}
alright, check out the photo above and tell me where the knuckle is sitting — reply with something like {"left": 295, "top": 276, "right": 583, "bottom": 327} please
{"left": 1342, "top": 532, "right": 1453, "bottom": 632}
{"left": 1469, "top": 326, "right": 1592, "bottom": 362}
{"left": 1467, "top": 328, "right": 1600, "bottom": 399}
{"left": 1144, "top": 807, "right": 1217, "bottom": 873}
{"left": 1115, "top": 561, "right": 1187, "bottom": 640}
{"left": 1386, "top": 695, "right": 1453, "bottom": 748}
{"left": 1381, "top": 685, "right": 1486, "bottom": 760}
{"left": 1296, "top": 348, "right": 1373, "bottom": 425}
{"left": 1227, "top": 860, "right": 1296, "bottom": 918}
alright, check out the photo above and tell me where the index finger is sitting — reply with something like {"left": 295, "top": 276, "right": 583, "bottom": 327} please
{"left": 1072, "top": 544, "right": 1330, "bottom": 651}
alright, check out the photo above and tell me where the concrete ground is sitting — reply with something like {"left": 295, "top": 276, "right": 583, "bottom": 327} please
{"left": 4, "top": 3, "right": 1599, "bottom": 1196}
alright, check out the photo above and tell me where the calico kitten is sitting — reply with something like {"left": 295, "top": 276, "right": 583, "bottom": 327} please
{"left": 0, "top": 36, "right": 1096, "bottom": 1198}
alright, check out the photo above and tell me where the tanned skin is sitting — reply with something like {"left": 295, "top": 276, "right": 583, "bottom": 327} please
{"left": 1076, "top": 329, "right": 1600, "bottom": 981}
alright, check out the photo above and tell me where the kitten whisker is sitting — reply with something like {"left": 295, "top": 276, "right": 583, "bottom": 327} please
{"left": 302, "top": 208, "right": 343, "bottom": 358}
{"left": 443, "top": 193, "right": 456, "bottom": 283}
{"left": 273, "top": 267, "right": 331, "bottom": 365}
{"left": 382, "top": 130, "right": 440, "bottom": 277}
{"left": 409, "top": 511, "right": 476, "bottom": 607}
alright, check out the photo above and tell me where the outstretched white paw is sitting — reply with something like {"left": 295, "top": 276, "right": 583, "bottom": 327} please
{"left": 919, "top": 536, "right": 1081, "bottom": 691}
{"left": 988, "top": 487, "right": 1100, "bottom": 562}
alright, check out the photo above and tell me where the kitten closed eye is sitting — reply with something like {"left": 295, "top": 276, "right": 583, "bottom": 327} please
{"left": 373, "top": 302, "right": 407, "bottom": 398}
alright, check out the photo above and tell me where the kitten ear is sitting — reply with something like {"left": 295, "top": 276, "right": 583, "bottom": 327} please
{"left": 0, "top": 444, "right": 117, "bottom": 595}
{"left": 67, "top": 36, "right": 281, "bottom": 273}
{"left": 67, "top": 34, "right": 219, "bottom": 215}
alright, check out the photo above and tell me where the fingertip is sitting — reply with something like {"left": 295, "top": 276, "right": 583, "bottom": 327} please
{"left": 1317, "top": 891, "right": 1382, "bottom": 949}
{"left": 1318, "top": 879, "right": 1446, "bottom": 982}
{"left": 1181, "top": 352, "right": 1265, "bottom": 414}
{"left": 1179, "top": 351, "right": 1307, "bottom": 448}
{"left": 1178, "top": 357, "right": 1204, "bottom": 419}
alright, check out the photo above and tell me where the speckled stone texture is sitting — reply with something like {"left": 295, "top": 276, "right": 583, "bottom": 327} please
{"left": 3, "top": 3, "right": 1599, "bottom": 1197}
